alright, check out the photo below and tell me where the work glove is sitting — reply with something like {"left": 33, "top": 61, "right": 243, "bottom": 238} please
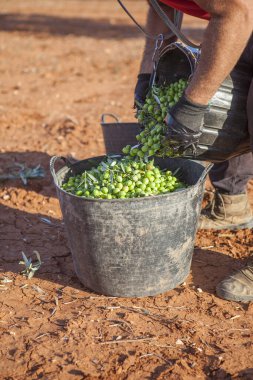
{"left": 134, "top": 73, "right": 151, "bottom": 108}
{"left": 164, "top": 94, "right": 208, "bottom": 154}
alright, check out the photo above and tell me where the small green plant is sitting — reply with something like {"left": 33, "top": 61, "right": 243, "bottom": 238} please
{"left": 19, "top": 251, "right": 42, "bottom": 279}
{"left": 0, "top": 164, "right": 44, "bottom": 185}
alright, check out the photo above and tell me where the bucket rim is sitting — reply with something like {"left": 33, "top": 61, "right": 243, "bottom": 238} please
{"left": 50, "top": 155, "right": 211, "bottom": 203}
{"left": 100, "top": 113, "right": 140, "bottom": 127}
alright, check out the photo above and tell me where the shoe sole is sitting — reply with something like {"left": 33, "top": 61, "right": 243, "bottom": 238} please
{"left": 216, "top": 287, "right": 253, "bottom": 302}
{"left": 198, "top": 219, "right": 253, "bottom": 231}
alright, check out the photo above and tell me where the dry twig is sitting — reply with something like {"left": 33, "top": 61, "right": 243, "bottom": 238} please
{"left": 99, "top": 336, "right": 156, "bottom": 345}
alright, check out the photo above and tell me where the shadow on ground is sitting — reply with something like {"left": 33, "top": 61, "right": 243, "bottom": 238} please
{"left": 0, "top": 13, "right": 205, "bottom": 41}
{"left": 191, "top": 247, "right": 249, "bottom": 294}
{"left": 0, "top": 13, "right": 143, "bottom": 39}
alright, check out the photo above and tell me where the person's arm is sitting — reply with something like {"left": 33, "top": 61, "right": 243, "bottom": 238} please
{"left": 140, "top": 3, "right": 179, "bottom": 74}
{"left": 185, "top": 0, "right": 253, "bottom": 105}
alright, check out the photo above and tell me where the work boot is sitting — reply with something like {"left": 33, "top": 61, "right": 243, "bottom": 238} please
{"left": 198, "top": 192, "right": 253, "bottom": 230}
{"left": 216, "top": 260, "right": 253, "bottom": 302}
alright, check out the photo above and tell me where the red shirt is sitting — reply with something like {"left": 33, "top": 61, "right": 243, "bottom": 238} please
{"left": 159, "top": 0, "right": 210, "bottom": 20}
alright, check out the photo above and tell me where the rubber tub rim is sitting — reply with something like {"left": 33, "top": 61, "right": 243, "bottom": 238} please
{"left": 50, "top": 155, "right": 212, "bottom": 203}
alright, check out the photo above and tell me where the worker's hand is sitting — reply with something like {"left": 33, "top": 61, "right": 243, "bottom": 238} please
{"left": 164, "top": 94, "right": 208, "bottom": 153}
{"left": 134, "top": 73, "right": 151, "bottom": 108}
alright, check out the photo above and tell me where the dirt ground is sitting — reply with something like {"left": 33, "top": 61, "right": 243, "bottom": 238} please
{"left": 0, "top": 1, "right": 253, "bottom": 379}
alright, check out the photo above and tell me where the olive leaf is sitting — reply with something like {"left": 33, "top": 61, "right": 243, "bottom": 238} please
{"left": 134, "top": 99, "right": 144, "bottom": 110}
{"left": 101, "top": 162, "right": 108, "bottom": 171}
{"left": 107, "top": 154, "right": 121, "bottom": 159}
{"left": 110, "top": 161, "right": 117, "bottom": 167}
{"left": 131, "top": 144, "right": 140, "bottom": 150}
{"left": 172, "top": 168, "right": 181, "bottom": 176}
{"left": 120, "top": 163, "right": 125, "bottom": 173}
{"left": 87, "top": 173, "right": 98, "bottom": 183}
{"left": 77, "top": 171, "right": 87, "bottom": 189}
{"left": 0, "top": 164, "right": 44, "bottom": 185}
{"left": 19, "top": 251, "right": 42, "bottom": 279}
{"left": 144, "top": 155, "right": 149, "bottom": 163}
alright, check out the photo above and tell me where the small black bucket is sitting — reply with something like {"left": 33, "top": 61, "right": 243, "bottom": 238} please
{"left": 101, "top": 114, "right": 141, "bottom": 154}
{"left": 50, "top": 155, "right": 211, "bottom": 297}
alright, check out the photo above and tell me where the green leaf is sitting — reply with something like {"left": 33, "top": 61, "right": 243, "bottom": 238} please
{"left": 120, "top": 163, "right": 125, "bottom": 173}
{"left": 19, "top": 251, "right": 42, "bottom": 279}
{"left": 101, "top": 162, "right": 108, "bottom": 171}
{"left": 108, "top": 154, "right": 121, "bottom": 159}
{"left": 87, "top": 173, "right": 98, "bottom": 182}
{"left": 135, "top": 100, "right": 143, "bottom": 109}
{"left": 21, "top": 251, "right": 32, "bottom": 267}
{"left": 34, "top": 250, "right": 42, "bottom": 265}
{"left": 172, "top": 168, "right": 181, "bottom": 176}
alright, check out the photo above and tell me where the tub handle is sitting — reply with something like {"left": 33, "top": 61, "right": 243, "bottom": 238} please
{"left": 198, "top": 163, "right": 213, "bottom": 184}
{"left": 101, "top": 113, "right": 120, "bottom": 124}
{"left": 50, "top": 156, "right": 71, "bottom": 183}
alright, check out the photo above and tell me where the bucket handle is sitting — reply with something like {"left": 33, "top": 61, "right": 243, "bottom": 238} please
{"left": 101, "top": 113, "right": 120, "bottom": 124}
{"left": 198, "top": 163, "right": 213, "bottom": 184}
{"left": 50, "top": 156, "right": 72, "bottom": 184}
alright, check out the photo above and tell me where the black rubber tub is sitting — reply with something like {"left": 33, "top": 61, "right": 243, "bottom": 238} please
{"left": 50, "top": 155, "right": 211, "bottom": 297}
{"left": 101, "top": 114, "right": 141, "bottom": 154}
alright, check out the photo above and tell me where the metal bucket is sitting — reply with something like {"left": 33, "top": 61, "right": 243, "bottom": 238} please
{"left": 153, "top": 42, "right": 251, "bottom": 162}
{"left": 50, "top": 155, "right": 211, "bottom": 297}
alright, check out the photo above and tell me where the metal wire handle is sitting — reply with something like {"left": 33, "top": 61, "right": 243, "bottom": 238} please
{"left": 117, "top": 0, "right": 201, "bottom": 49}
{"left": 150, "top": 0, "right": 201, "bottom": 49}
{"left": 117, "top": 0, "right": 175, "bottom": 41}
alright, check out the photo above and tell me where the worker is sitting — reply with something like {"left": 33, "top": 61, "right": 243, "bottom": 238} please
{"left": 134, "top": 0, "right": 253, "bottom": 301}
